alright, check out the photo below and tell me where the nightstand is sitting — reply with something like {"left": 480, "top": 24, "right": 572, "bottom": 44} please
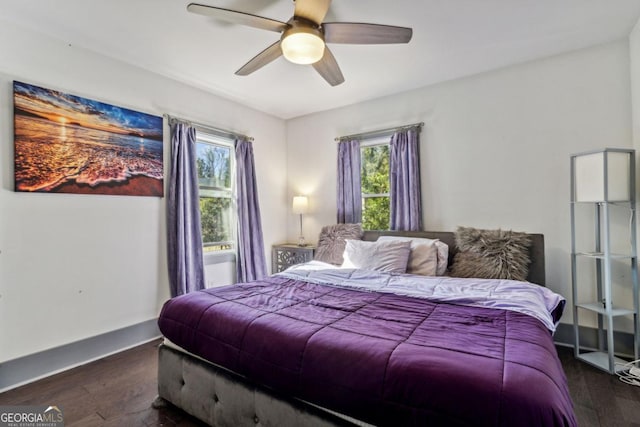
{"left": 272, "top": 243, "right": 316, "bottom": 273}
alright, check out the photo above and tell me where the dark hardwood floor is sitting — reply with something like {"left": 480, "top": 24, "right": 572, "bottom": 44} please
{"left": 1, "top": 340, "right": 639, "bottom": 426}
{"left": 0, "top": 339, "right": 205, "bottom": 426}
{"left": 556, "top": 345, "right": 640, "bottom": 427}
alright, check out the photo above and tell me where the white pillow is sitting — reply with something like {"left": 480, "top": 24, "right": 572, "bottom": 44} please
{"left": 341, "top": 239, "right": 412, "bottom": 273}
{"left": 377, "top": 236, "right": 449, "bottom": 276}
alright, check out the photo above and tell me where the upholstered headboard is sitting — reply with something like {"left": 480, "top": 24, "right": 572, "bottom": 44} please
{"left": 362, "top": 230, "right": 546, "bottom": 286}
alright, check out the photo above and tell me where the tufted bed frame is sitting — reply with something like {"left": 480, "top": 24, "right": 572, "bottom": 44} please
{"left": 153, "top": 230, "right": 546, "bottom": 426}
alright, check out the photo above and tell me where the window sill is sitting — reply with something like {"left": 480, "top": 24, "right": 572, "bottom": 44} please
{"left": 203, "top": 250, "right": 236, "bottom": 265}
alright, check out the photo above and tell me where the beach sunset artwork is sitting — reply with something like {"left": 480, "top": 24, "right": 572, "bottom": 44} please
{"left": 14, "top": 81, "right": 164, "bottom": 196}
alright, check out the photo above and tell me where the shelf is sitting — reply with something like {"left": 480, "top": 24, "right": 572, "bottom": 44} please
{"left": 576, "top": 351, "right": 628, "bottom": 373}
{"left": 571, "top": 200, "right": 633, "bottom": 206}
{"left": 571, "top": 148, "right": 639, "bottom": 375}
{"left": 576, "top": 302, "right": 636, "bottom": 317}
{"left": 574, "top": 252, "right": 636, "bottom": 260}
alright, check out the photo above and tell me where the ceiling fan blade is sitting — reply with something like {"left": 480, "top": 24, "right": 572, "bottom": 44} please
{"left": 235, "top": 41, "right": 283, "bottom": 76}
{"left": 187, "top": 3, "right": 288, "bottom": 32}
{"left": 312, "top": 47, "right": 344, "bottom": 86}
{"left": 323, "top": 23, "right": 412, "bottom": 44}
{"left": 294, "top": 0, "right": 331, "bottom": 25}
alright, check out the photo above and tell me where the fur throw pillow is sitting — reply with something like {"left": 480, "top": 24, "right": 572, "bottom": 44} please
{"left": 314, "top": 223, "right": 363, "bottom": 265}
{"left": 450, "top": 226, "right": 532, "bottom": 281}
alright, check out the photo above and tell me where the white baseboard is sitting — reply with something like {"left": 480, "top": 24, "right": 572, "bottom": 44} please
{"left": 553, "top": 322, "right": 636, "bottom": 359}
{"left": 0, "top": 318, "right": 160, "bottom": 393}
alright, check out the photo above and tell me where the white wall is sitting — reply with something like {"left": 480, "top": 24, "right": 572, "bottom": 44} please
{"left": 204, "top": 262, "right": 236, "bottom": 288}
{"left": 0, "top": 21, "right": 287, "bottom": 362}
{"left": 286, "top": 40, "right": 633, "bottom": 325}
{"left": 632, "top": 19, "right": 640, "bottom": 151}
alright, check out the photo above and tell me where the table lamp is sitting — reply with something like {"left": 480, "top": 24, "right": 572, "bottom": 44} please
{"left": 292, "top": 196, "right": 309, "bottom": 246}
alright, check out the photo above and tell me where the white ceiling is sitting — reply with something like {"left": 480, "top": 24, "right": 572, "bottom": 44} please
{"left": 3, "top": 0, "right": 640, "bottom": 119}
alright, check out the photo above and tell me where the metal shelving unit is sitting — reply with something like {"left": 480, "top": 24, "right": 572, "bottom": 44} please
{"left": 570, "top": 148, "right": 639, "bottom": 374}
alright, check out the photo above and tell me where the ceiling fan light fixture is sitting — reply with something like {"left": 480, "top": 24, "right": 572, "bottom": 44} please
{"left": 187, "top": 2, "right": 412, "bottom": 86}
{"left": 281, "top": 25, "right": 325, "bottom": 65}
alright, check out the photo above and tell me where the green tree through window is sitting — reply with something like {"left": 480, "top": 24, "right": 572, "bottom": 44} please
{"left": 196, "top": 137, "right": 234, "bottom": 252}
{"left": 361, "top": 143, "right": 390, "bottom": 230}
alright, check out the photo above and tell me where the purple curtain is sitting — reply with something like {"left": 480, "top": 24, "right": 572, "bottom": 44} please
{"left": 337, "top": 140, "right": 362, "bottom": 223}
{"left": 167, "top": 123, "right": 205, "bottom": 297}
{"left": 390, "top": 128, "right": 422, "bottom": 231}
{"left": 235, "top": 138, "right": 267, "bottom": 282}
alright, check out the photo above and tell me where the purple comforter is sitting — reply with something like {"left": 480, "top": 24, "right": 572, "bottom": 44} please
{"left": 158, "top": 274, "right": 576, "bottom": 426}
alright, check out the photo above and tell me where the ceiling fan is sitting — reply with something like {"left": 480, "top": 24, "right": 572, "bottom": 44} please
{"left": 187, "top": 0, "right": 413, "bottom": 86}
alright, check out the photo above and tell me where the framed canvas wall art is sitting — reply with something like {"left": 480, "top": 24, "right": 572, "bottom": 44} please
{"left": 13, "top": 81, "right": 164, "bottom": 196}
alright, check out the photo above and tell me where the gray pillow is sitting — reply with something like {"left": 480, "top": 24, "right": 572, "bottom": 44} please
{"left": 450, "top": 226, "right": 531, "bottom": 281}
{"left": 377, "top": 236, "right": 442, "bottom": 276}
{"left": 314, "top": 223, "right": 363, "bottom": 265}
{"left": 341, "top": 239, "right": 412, "bottom": 273}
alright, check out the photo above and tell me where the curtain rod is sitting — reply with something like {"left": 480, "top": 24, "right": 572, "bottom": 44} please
{"left": 334, "top": 122, "right": 424, "bottom": 142}
{"left": 164, "top": 114, "right": 254, "bottom": 142}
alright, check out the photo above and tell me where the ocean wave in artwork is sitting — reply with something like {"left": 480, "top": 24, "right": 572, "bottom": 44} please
{"left": 15, "top": 115, "right": 163, "bottom": 196}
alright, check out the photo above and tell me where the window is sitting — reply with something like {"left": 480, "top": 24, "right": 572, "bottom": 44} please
{"left": 360, "top": 140, "right": 390, "bottom": 230}
{"left": 196, "top": 133, "right": 235, "bottom": 252}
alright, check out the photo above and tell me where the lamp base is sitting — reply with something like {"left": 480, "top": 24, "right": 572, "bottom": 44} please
{"left": 297, "top": 236, "right": 306, "bottom": 247}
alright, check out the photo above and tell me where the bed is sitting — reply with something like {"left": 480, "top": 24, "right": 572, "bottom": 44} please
{"left": 154, "top": 230, "right": 576, "bottom": 426}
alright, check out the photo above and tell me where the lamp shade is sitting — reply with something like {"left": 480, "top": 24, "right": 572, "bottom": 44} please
{"left": 572, "top": 149, "right": 633, "bottom": 202}
{"left": 292, "top": 196, "right": 309, "bottom": 214}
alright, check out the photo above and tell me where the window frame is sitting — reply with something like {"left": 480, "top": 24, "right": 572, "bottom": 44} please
{"left": 195, "top": 131, "right": 237, "bottom": 260}
{"left": 360, "top": 137, "right": 391, "bottom": 231}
